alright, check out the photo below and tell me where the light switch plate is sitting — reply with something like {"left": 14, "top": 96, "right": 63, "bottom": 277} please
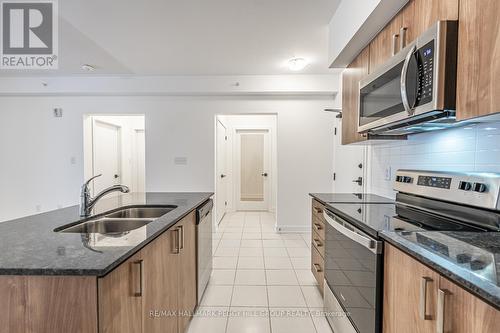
{"left": 174, "top": 157, "right": 188, "bottom": 165}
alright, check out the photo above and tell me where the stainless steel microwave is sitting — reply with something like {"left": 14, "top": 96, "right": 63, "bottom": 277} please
{"left": 358, "top": 21, "right": 459, "bottom": 135}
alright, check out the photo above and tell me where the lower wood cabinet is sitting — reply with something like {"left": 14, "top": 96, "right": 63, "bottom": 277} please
{"left": 176, "top": 212, "right": 197, "bottom": 333}
{"left": 0, "top": 275, "right": 98, "bottom": 333}
{"left": 99, "top": 211, "right": 197, "bottom": 333}
{"left": 311, "top": 199, "right": 326, "bottom": 295}
{"left": 0, "top": 211, "right": 198, "bottom": 333}
{"left": 384, "top": 244, "right": 500, "bottom": 333}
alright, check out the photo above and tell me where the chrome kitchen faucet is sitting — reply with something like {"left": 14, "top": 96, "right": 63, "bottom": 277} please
{"left": 80, "top": 174, "right": 130, "bottom": 217}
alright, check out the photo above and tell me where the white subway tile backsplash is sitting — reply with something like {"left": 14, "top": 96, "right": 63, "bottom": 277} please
{"left": 368, "top": 121, "right": 500, "bottom": 198}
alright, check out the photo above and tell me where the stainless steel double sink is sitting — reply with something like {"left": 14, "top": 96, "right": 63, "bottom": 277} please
{"left": 56, "top": 206, "right": 177, "bottom": 234}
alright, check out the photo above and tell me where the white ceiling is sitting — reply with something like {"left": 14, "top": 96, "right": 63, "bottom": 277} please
{"left": 1, "top": 0, "right": 341, "bottom": 76}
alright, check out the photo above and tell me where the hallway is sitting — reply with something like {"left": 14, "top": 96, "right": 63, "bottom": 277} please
{"left": 187, "top": 211, "right": 333, "bottom": 333}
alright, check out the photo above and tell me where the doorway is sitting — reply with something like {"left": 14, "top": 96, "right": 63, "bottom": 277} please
{"left": 236, "top": 129, "right": 270, "bottom": 210}
{"left": 214, "top": 115, "right": 277, "bottom": 225}
{"left": 84, "top": 115, "right": 146, "bottom": 195}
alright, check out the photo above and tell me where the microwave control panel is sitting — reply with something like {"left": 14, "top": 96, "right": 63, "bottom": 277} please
{"left": 416, "top": 40, "right": 434, "bottom": 106}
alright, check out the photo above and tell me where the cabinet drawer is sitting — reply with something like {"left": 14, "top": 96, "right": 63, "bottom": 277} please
{"left": 311, "top": 246, "right": 324, "bottom": 295}
{"left": 312, "top": 216, "right": 325, "bottom": 240}
{"left": 312, "top": 229, "right": 325, "bottom": 258}
{"left": 312, "top": 200, "right": 326, "bottom": 221}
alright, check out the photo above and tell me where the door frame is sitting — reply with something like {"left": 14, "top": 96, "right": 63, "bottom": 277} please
{"left": 234, "top": 128, "right": 271, "bottom": 211}
{"left": 215, "top": 119, "right": 228, "bottom": 225}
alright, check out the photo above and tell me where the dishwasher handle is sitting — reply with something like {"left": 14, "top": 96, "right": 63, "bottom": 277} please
{"left": 323, "top": 210, "right": 382, "bottom": 254}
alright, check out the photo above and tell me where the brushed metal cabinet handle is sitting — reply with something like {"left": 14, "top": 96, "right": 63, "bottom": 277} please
{"left": 313, "top": 223, "right": 323, "bottom": 231}
{"left": 437, "top": 289, "right": 449, "bottom": 333}
{"left": 172, "top": 229, "right": 180, "bottom": 254}
{"left": 313, "top": 239, "right": 322, "bottom": 247}
{"left": 313, "top": 263, "right": 322, "bottom": 273}
{"left": 392, "top": 33, "right": 400, "bottom": 56}
{"left": 178, "top": 225, "right": 184, "bottom": 250}
{"left": 419, "top": 277, "right": 433, "bottom": 320}
{"left": 133, "top": 260, "right": 143, "bottom": 297}
{"left": 400, "top": 27, "right": 408, "bottom": 49}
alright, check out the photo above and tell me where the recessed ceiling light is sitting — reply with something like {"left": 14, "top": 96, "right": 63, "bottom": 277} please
{"left": 288, "top": 58, "right": 308, "bottom": 71}
{"left": 81, "top": 64, "right": 96, "bottom": 71}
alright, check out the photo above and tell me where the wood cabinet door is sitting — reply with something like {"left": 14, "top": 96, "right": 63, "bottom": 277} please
{"left": 142, "top": 228, "right": 180, "bottom": 333}
{"left": 99, "top": 252, "right": 143, "bottom": 333}
{"left": 456, "top": 0, "right": 500, "bottom": 120}
{"left": 413, "top": 0, "right": 458, "bottom": 36}
{"left": 383, "top": 244, "right": 439, "bottom": 333}
{"left": 341, "top": 46, "right": 370, "bottom": 145}
{"left": 438, "top": 277, "right": 500, "bottom": 333}
{"left": 369, "top": 2, "right": 415, "bottom": 72}
{"left": 177, "top": 212, "right": 197, "bottom": 333}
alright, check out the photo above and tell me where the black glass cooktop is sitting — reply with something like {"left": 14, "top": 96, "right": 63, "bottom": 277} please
{"left": 327, "top": 202, "right": 486, "bottom": 239}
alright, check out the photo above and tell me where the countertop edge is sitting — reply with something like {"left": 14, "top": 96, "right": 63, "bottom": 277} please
{"left": 380, "top": 232, "right": 500, "bottom": 311}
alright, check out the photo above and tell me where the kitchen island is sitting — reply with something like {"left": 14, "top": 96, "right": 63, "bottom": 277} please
{"left": 0, "top": 192, "right": 212, "bottom": 333}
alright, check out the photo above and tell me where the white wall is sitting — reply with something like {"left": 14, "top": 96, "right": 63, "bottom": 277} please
{"left": 0, "top": 96, "right": 336, "bottom": 231}
{"left": 367, "top": 122, "right": 500, "bottom": 198}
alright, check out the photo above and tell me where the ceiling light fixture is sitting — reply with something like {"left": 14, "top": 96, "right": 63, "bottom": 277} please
{"left": 81, "top": 64, "right": 96, "bottom": 72}
{"left": 288, "top": 57, "right": 308, "bottom": 71}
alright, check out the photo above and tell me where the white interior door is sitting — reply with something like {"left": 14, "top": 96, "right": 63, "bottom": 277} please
{"left": 333, "top": 117, "right": 366, "bottom": 193}
{"left": 236, "top": 130, "right": 270, "bottom": 211}
{"left": 216, "top": 120, "right": 228, "bottom": 224}
{"left": 92, "top": 120, "right": 122, "bottom": 194}
{"left": 134, "top": 129, "right": 146, "bottom": 192}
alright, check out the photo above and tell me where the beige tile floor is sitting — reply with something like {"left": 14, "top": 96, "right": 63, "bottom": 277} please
{"left": 187, "top": 211, "right": 333, "bottom": 333}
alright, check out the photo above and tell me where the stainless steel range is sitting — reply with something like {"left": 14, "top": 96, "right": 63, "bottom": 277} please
{"left": 323, "top": 170, "right": 500, "bottom": 333}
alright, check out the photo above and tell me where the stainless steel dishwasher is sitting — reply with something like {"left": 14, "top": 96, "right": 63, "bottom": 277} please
{"left": 196, "top": 199, "right": 213, "bottom": 303}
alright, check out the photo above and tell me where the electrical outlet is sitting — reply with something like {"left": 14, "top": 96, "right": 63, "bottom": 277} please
{"left": 385, "top": 166, "right": 392, "bottom": 181}
{"left": 70, "top": 156, "right": 76, "bottom": 165}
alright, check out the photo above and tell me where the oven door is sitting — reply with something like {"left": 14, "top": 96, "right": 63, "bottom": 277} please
{"left": 323, "top": 210, "right": 383, "bottom": 333}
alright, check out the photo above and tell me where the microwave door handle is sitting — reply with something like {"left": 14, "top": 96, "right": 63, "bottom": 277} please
{"left": 323, "top": 211, "right": 381, "bottom": 254}
{"left": 401, "top": 45, "right": 417, "bottom": 116}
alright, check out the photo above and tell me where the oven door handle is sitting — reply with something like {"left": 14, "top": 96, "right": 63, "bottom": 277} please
{"left": 401, "top": 44, "right": 417, "bottom": 116}
{"left": 323, "top": 211, "right": 382, "bottom": 254}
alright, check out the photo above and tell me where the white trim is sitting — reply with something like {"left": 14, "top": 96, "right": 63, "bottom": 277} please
{"left": 275, "top": 225, "right": 311, "bottom": 233}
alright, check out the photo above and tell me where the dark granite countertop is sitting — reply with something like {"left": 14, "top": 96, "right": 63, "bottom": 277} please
{"left": 381, "top": 230, "right": 500, "bottom": 310}
{"left": 310, "top": 193, "right": 394, "bottom": 205}
{"left": 0, "top": 192, "right": 212, "bottom": 277}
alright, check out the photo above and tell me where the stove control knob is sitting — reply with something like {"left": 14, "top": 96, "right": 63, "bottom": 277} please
{"left": 473, "top": 183, "right": 487, "bottom": 193}
{"left": 458, "top": 181, "right": 472, "bottom": 191}
{"left": 396, "top": 176, "right": 403, "bottom": 183}
{"left": 403, "top": 176, "right": 413, "bottom": 183}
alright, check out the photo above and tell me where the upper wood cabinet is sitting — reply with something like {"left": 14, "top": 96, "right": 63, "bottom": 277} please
{"left": 384, "top": 244, "right": 500, "bottom": 333}
{"left": 341, "top": 46, "right": 370, "bottom": 145}
{"left": 456, "top": 0, "right": 500, "bottom": 120}
{"left": 413, "top": 0, "right": 458, "bottom": 36}
{"left": 369, "top": 2, "right": 415, "bottom": 72}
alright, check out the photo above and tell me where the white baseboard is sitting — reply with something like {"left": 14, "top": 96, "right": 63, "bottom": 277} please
{"left": 275, "top": 225, "right": 310, "bottom": 233}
